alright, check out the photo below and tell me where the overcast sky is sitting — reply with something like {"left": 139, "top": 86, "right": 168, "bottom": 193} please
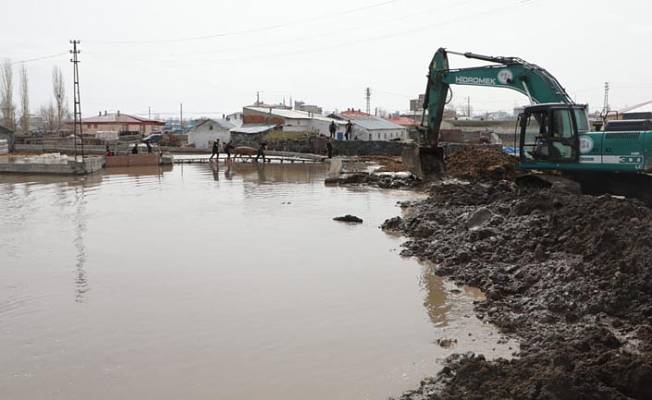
{"left": 2, "top": 0, "right": 651, "bottom": 119}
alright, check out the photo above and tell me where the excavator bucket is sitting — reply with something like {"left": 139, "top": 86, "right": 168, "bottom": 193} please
{"left": 401, "top": 145, "right": 444, "bottom": 179}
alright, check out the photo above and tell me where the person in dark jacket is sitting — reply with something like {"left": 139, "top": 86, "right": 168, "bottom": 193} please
{"left": 209, "top": 140, "right": 220, "bottom": 160}
{"left": 345, "top": 120, "right": 353, "bottom": 141}
{"left": 326, "top": 141, "right": 333, "bottom": 159}
{"left": 131, "top": 143, "right": 139, "bottom": 154}
{"left": 255, "top": 142, "right": 267, "bottom": 163}
{"left": 224, "top": 142, "right": 234, "bottom": 160}
{"left": 329, "top": 121, "right": 336, "bottom": 138}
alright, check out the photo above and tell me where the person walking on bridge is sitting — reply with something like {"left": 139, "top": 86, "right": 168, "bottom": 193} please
{"left": 255, "top": 142, "right": 267, "bottom": 163}
{"left": 345, "top": 120, "right": 353, "bottom": 141}
{"left": 209, "top": 140, "right": 220, "bottom": 161}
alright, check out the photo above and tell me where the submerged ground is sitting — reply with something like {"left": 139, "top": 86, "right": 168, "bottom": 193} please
{"left": 0, "top": 162, "right": 513, "bottom": 400}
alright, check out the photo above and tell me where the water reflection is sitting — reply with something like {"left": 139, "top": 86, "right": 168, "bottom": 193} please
{"left": 72, "top": 185, "right": 89, "bottom": 303}
{"left": 419, "top": 263, "right": 451, "bottom": 328}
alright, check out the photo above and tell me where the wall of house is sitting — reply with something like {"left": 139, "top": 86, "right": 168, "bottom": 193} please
{"left": 242, "top": 109, "right": 285, "bottom": 125}
{"left": 80, "top": 123, "right": 162, "bottom": 136}
{"left": 353, "top": 128, "right": 409, "bottom": 142}
{"left": 187, "top": 126, "right": 231, "bottom": 149}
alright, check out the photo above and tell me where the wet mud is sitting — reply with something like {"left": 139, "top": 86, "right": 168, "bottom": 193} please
{"left": 386, "top": 151, "right": 652, "bottom": 399}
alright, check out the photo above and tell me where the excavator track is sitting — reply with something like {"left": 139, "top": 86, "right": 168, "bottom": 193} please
{"left": 516, "top": 171, "right": 652, "bottom": 207}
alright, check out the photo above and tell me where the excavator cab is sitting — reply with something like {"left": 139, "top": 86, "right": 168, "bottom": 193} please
{"left": 518, "top": 104, "right": 589, "bottom": 168}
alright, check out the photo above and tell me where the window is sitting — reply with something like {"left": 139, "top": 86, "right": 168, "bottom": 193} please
{"left": 522, "top": 109, "right": 576, "bottom": 162}
{"left": 573, "top": 108, "right": 589, "bottom": 133}
{"left": 551, "top": 109, "right": 573, "bottom": 139}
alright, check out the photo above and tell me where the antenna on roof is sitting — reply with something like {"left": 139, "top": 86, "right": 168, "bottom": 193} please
{"left": 365, "top": 87, "right": 372, "bottom": 115}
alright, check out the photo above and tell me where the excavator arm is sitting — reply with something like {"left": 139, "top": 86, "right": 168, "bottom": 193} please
{"left": 423, "top": 48, "right": 574, "bottom": 147}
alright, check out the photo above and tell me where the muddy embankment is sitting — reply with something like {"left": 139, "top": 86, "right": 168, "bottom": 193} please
{"left": 385, "top": 148, "right": 652, "bottom": 400}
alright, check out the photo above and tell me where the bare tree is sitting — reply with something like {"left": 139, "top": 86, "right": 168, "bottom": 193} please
{"left": 52, "top": 66, "right": 66, "bottom": 134}
{"left": 1, "top": 59, "right": 15, "bottom": 129}
{"left": 39, "top": 102, "right": 57, "bottom": 133}
{"left": 19, "top": 64, "right": 29, "bottom": 134}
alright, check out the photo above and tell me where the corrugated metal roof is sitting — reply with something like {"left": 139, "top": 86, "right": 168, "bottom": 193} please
{"left": 230, "top": 124, "right": 278, "bottom": 134}
{"left": 333, "top": 113, "right": 406, "bottom": 131}
{"left": 193, "top": 118, "right": 236, "bottom": 130}
{"left": 244, "top": 107, "right": 335, "bottom": 122}
{"left": 82, "top": 113, "right": 164, "bottom": 125}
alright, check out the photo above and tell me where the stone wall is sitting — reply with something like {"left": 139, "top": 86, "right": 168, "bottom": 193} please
{"left": 231, "top": 132, "right": 410, "bottom": 156}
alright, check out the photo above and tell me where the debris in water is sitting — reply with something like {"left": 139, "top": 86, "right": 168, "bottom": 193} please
{"left": 333, "top": 215, "right": 363, "bottom": 224}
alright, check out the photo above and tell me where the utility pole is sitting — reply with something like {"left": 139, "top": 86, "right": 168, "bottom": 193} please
{"left": 365, "top": 87, "right": 371, "bottom": 115}
{"left": 148, "top": 106, "right": 151, "bottom": 119}
{"left": 256, "top": 91, "right": 260, "bottom": 106}
{"left": 180, "top": 102, "right": 183, "bottom": 132}
{"left": 467, "top": 96, "right": 471, "bottom": 118}
{"left": 70, "top": 40, "right": 84, "bottom": 159}
{"left": 602, "top": 82, "right": 610, "bottom": 115}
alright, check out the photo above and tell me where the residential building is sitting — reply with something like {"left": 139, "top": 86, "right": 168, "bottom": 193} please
{"left": 79, "top": 111, "right": 165, "bottom": 136}
{"left": 410, "top": 94, "right": 426, "bottom": 112}
{"left": 243, "top": 106, "right": 344, "bottom": 137}
{"left": 331, "top": 110, "right": 409, "bottom": 142}
{"left": 226, "top": 112, "right": 244, "bottom": 127}
{"left": 187, "top": 119, "right": 236, "bottom": 149}
{"left": 294, "top": 101, "right": 323, "bottom": 115}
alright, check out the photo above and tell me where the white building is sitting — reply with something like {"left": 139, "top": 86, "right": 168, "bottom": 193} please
{"left": 243, "top": 107, "right": 345, "bottom": 137}
{"left": 187, "top": 119, "right": 236, "bottom": 149}
{"left": 331, "top": 112, "right": 409, "bottom": 142}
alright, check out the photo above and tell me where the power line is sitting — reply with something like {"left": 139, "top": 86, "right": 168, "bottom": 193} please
{"left": 90, "top": 0, "right": 401, "bottom": 45}
{"left": 10, "top": 52, "right": 68, "bottom": 65}
{"left": 157, "top": 0, "right": 536, "bottom": 66}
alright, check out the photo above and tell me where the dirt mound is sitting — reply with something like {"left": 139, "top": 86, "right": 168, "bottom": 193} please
{"left": 445, "top": 147, "right": 519, "bottom": 182}
{"left": 386, "top": 182, "right": 652, "bottom": 399}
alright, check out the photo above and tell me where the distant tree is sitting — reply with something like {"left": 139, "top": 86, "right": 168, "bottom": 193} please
{"left": 39, "top": 102, "right": 57, "bottom": 133}
{"left": 1, "top": 59, "right": 15, "bottom": 129}
{"left": 52, "top": 66, "right": 67, "bottom": 134}
{"left": 19, "top": 64, "right": 29, "bottom": 134}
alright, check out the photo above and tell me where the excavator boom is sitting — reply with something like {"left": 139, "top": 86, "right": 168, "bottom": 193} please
{"left": 422, "top": 48, "right": 573, "bottom": 147}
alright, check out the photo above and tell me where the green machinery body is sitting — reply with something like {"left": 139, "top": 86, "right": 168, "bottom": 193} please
{"left": 421, "top": 48, "right": 652, "bottom": 176}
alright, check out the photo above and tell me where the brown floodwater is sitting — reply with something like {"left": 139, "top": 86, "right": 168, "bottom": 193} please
{"left": 0, "top": 162, "right": 515, "bottom": 400}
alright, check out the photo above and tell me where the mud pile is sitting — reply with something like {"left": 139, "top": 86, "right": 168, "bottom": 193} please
{"left": 445, "top": 147, "right": 519, "bottom": 182}
{"left": 386, "top": 181, "right": 652, "bottom": 399}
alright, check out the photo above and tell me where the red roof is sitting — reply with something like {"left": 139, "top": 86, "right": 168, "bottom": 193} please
{"left": 388, "top": 116, "right": 417, "bottom": 127}
{"left": 82, "top": 113, "right": 164, "bottom": 125}
{"left": 341, "top": 110, "right": 372, "bottom": 118}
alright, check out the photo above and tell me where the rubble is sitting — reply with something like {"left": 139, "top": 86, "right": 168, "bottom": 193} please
{"left": 333, "top": 215, "right": 363, "bottom": 224}
{"left": 445, "top": 147, "right": 519, "bottom": 182}
{"left": 325, "top": 171, "right": 420, "bottom": 189}
{"left": 386, "top": 179, "right": 652, "bottom": 399}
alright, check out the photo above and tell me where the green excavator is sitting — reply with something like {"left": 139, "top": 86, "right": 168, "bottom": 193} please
{"left": 405, "top": 48, "right": 652, "bottom": 203}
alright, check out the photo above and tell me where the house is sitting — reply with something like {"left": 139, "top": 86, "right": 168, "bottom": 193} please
{"left": 330, "top": 110, "right": 409, "bottom": 142}
{"left": 187, "top": 119, "right": 236, "bottom": 149}
{"left": 78, "top": 111, "right": 165, "bottom": 137}
{"left": 225, "top": 112, "right": 244, "bottom": 127}
{"left": 243, "top": 106, "right": 344, "bottom": 137}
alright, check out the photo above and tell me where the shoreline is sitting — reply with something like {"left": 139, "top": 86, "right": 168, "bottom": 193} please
{"left": 383, "top": 177, "right": 652, "bottom": 399}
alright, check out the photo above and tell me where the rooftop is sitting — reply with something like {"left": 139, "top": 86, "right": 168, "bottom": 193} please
{"left": 244, "top": 107, "right": 335, "bottom": 122}
{"left": 330, "top": 113, "right": 406, "bottom": 131}
{"left": 192, "top": 118, "right": 236, "bottom": 131}
{"left": 388, "top": 116, "right": 418, "bottom": 127}
{"left": 231, "top": 124, "right": 278, "bottom": 135}
{"left": 82, "top": 113, "right": 164, "bottom": 125}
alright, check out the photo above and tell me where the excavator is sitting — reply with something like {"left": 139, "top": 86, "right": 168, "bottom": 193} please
{"left": 404, "top": 48, "right": 652, "bottom": 203}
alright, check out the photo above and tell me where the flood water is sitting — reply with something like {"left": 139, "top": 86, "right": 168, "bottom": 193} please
{"left": 0, "top": 162, "right": 514, "bottom": 400}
